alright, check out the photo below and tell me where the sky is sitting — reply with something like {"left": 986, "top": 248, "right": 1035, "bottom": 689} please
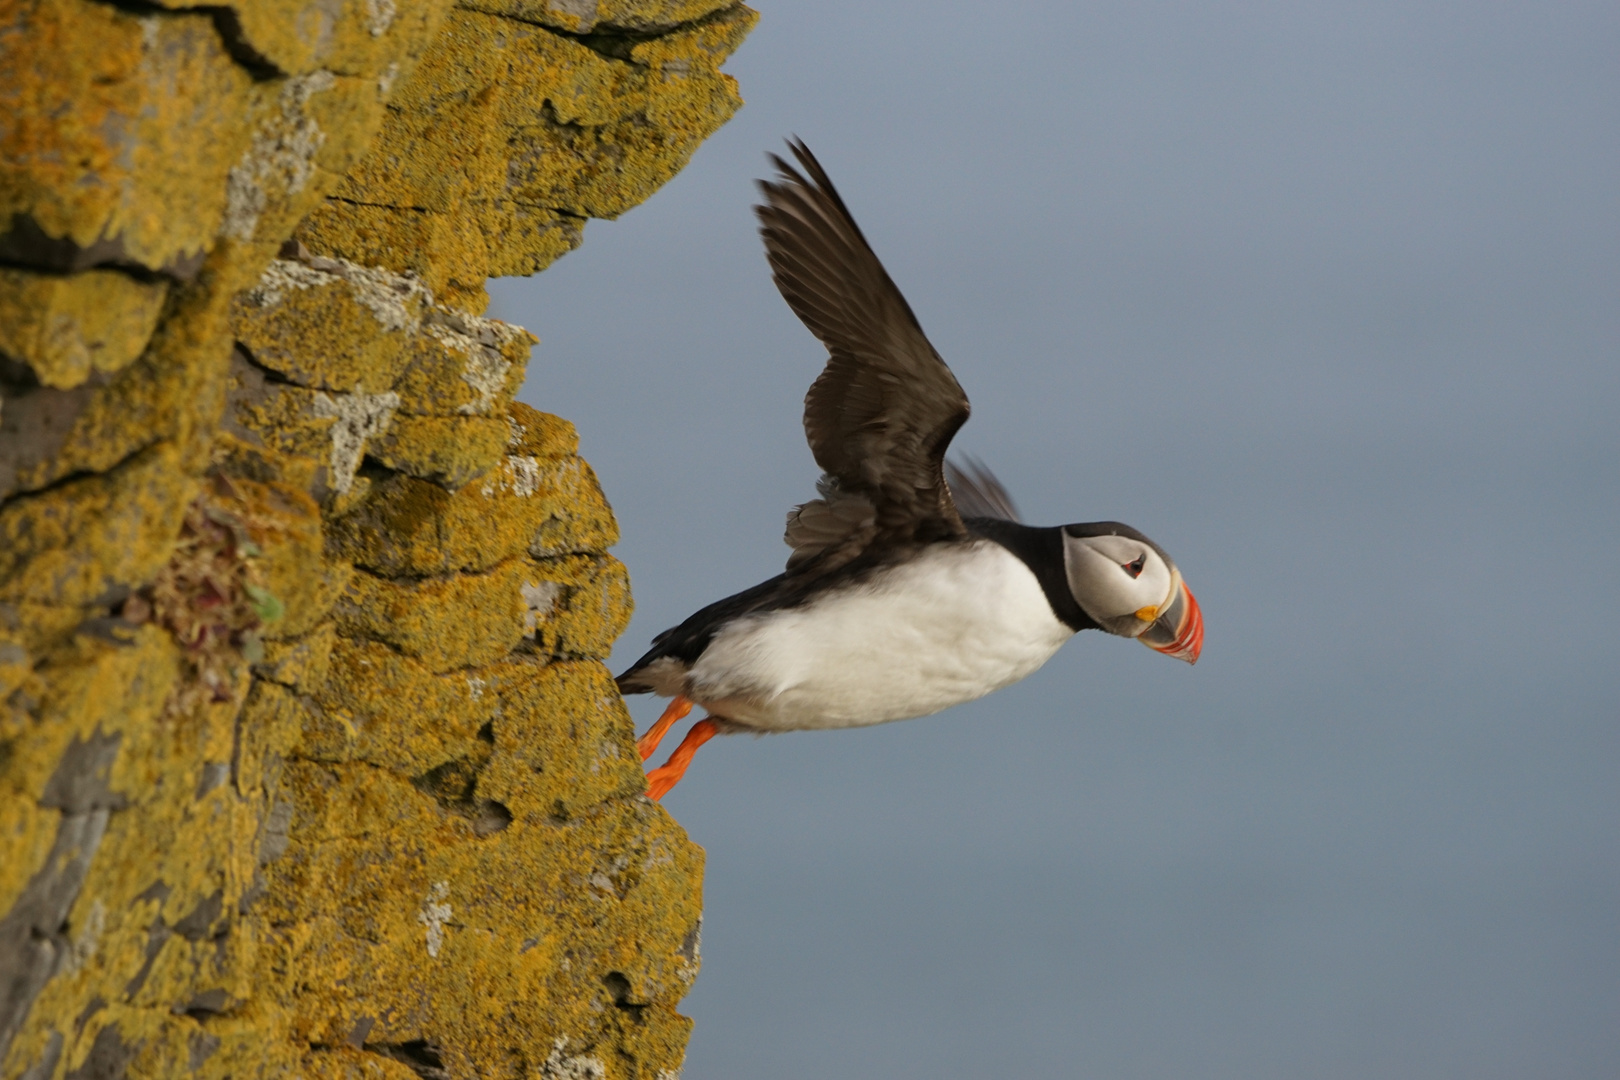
{"left": 489, "top": 2, "right": 1620, "bottom": 1076}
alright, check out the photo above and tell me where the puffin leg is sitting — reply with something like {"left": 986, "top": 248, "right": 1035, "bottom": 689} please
{"left": 646, "top": 718, "right": 720, "bottom": 801}
{"left": 636, "top": 695, "right": 693, "bottom": 762}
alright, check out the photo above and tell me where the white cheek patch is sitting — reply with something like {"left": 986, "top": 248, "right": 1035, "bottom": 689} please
{"left": 1063, "top": 535, "right": 1174, "bottom": 623}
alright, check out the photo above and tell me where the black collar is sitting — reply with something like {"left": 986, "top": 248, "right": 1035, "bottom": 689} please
{"left": 965, "top": 518, "right": 1098, "bottom": 633}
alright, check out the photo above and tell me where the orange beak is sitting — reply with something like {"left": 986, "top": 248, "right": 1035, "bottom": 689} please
{"left": 1139, "top": 580, "right": 1203, "bottom": 665}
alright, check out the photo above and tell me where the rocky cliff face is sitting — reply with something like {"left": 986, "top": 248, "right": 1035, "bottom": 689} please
{"left": 0, "top": 2, "right": 752, "bottom": 1076}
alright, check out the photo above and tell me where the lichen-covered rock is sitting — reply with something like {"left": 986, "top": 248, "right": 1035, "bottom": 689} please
{"left": 0, "top": 0, "right": 254, "bottom": 277}
{"left": 253, "top": 620, "right": 337, "bottom": 692}
{"left": 367, "top": 415, "right": 511, "bottom": 488}
{"left": 140, "top": 0, "right": 452, "bottom": 81}
{"left": 528, "top": 456, "right": 623, "bottom": 557}
{"left": 494, "top": 4, "right": 757, "bottom": 219}
{"left": 231, "top": 263, "right": 421, "bottom": 393}
{"left": 296, "top": 2, "right": 755, "bottom": 310}
{"left": 527, "top": 554, "right": 637, "bottom": 660}
{"left": 258, "top": 763, "right": 704, "bottom": 1074}
{"left": 0, "top": 264, "right": 243, "bottom": 503}
{"left": 225, "top": 255, "right": 540, "bottom": 499}
{"left": 0, "top": 442, "right": 192, "bottom": 612}
{"left": 0, "top": 269, "right": 169, "bottom": 390}
{"left": 479, "top": 659, "right": 648, "bottom": 819}
{"left": 394, "top": 316, "right": 532, "bottom": 419}
{"left": 328, "top": 456, "right": 546, "bottom": 576}
{"left": 463, "top": 0, "right": 737, "bottom": 34}
{"left": 234, "top": 477, "right": 354, "bottom": 641}
{"left": 334, "top": 555, "right": 537, "bottom": 671}
{"left": 325, "top": 426, "right": 620, "bottom": 578}
{"left": 313, "top": 637, "right": 499, "bottom": 770}
{"left": 2, "top": 0, "right": 751, "bottom": 1075}
{"left": 294, "top": 201, "right": 507, "bottom": 311}
{"left": 509, "top": 401, "right": 582, "bottom": 457}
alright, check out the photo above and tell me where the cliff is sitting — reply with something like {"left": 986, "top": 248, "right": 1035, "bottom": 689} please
{"left": 0, "top": 1, "right": 753, "bottom": 1076}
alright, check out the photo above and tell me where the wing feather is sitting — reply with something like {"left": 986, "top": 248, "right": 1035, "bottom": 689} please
{"left": 755, "top": 139, "right": 971, "bottom": 575}
{"left": 945, "top": 457, "right": 1022, "bottom": 522}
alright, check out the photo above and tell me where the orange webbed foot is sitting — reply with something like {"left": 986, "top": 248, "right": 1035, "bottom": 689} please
{"left": 637, "top": 695, "right": 693, "bottom": 762}
{"left": 646, "top": 718, "right": 720, "bottom": 801}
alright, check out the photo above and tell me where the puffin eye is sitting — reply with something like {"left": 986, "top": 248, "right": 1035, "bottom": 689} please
{"left": 1123, "top": 554, "right": 1146, "bottom": 579}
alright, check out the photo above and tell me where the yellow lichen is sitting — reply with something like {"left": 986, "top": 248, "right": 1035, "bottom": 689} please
{"left": 230, "top": 263, "right": 419, "bottom": 393}
{"left": 0, "top": 0, "right": 255, "bottom": 273}
{"left": 295, "top": 2, "right": 754, "bottom": 309}
{"left": 2, "top": 0, "right": 750, "bottom": 1073}
{"left": 333, "top": 557, "right": 532, "bottom": 671}
{"left": 525, "top": 554, "right": 635, "bottom": 659}
{"left": 509, "top": 402, "right": 582, "bottom": 458}
{"left": 367, "top": 415, "right": 511, "bottom": 488}
{"left": 327, "top": 457, "right": 552, "bottom": 576}
{"left": 294, "top": 201, "right": 503, "bottom": 312}
{"left": 462, "top": 0, "right": 737, "bottom": 34}
{"left": 0, "top": 442, "right": 194, "bottom": 612}
{"left": 0, "top": 268, "right": 169, "bottom": 390}
{"left": 151, "top": 0, "right": 453, "bottom": 81}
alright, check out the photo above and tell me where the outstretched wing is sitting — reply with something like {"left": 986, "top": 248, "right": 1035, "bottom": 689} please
{"left": 756, "top": 139, "right": 971, "bottom": 573}
{"left": 945, "top": 456, "right": 1022, "bottom": 522}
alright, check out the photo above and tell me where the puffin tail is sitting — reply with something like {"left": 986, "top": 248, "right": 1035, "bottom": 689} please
{"left": 615, "top": 626, "right": 683, "bottom": 696}
{"left": 615, "top": 669, "right": 653, "bottom": 695}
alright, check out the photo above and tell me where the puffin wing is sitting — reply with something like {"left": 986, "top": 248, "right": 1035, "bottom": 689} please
{"left": 757, "top": 140, "right": 971, "bottom": 573}
{"left": 944, "top": 456, "right": 1022, "bottom": 522}
{"left": 782, "top": 473, "right": 877, "bottom": 571}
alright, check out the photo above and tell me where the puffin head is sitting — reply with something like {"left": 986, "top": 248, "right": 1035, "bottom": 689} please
{"left": 1060, "top": 522, "right": 1203, "bottom": 664}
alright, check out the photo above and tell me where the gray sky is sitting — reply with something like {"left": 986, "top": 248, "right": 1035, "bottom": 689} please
{"left": 491, "top": 2, "right": 1620, "bottom": 1076}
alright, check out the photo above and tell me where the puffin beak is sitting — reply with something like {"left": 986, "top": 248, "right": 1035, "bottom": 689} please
{"left": 1138, "top": 580, "right": 1203, "bottom": 665}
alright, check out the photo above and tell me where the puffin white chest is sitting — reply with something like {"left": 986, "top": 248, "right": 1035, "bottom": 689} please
{"left": 687, "top": 540, "right": 1074, "bottom": 731}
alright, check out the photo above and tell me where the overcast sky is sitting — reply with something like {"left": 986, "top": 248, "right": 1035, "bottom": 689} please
{"left": 491, "top": 2, "right": 1620, "bottom": 1076}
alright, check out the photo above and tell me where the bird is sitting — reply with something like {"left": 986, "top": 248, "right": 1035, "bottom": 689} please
{"left": 617, "top": 140, "right": 1203, "bottom": 800}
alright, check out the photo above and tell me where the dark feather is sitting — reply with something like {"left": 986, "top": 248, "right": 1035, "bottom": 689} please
{"left": 945, "top": 456, "right": 1021, "bottom": 522}
{"left": 755, "top": 139, "right": 971, "bottom": 575}
{"left": 783, "top": 474, "right": 877, "bottom": 570}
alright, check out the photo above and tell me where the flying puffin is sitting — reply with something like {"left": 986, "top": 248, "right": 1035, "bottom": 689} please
{"left": 618, "top": 140, "right": 1203, "bottom": 800}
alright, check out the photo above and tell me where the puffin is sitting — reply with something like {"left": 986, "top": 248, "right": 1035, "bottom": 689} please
{"left": 618, "top": 140, "right": 1203, "bottom": 800}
